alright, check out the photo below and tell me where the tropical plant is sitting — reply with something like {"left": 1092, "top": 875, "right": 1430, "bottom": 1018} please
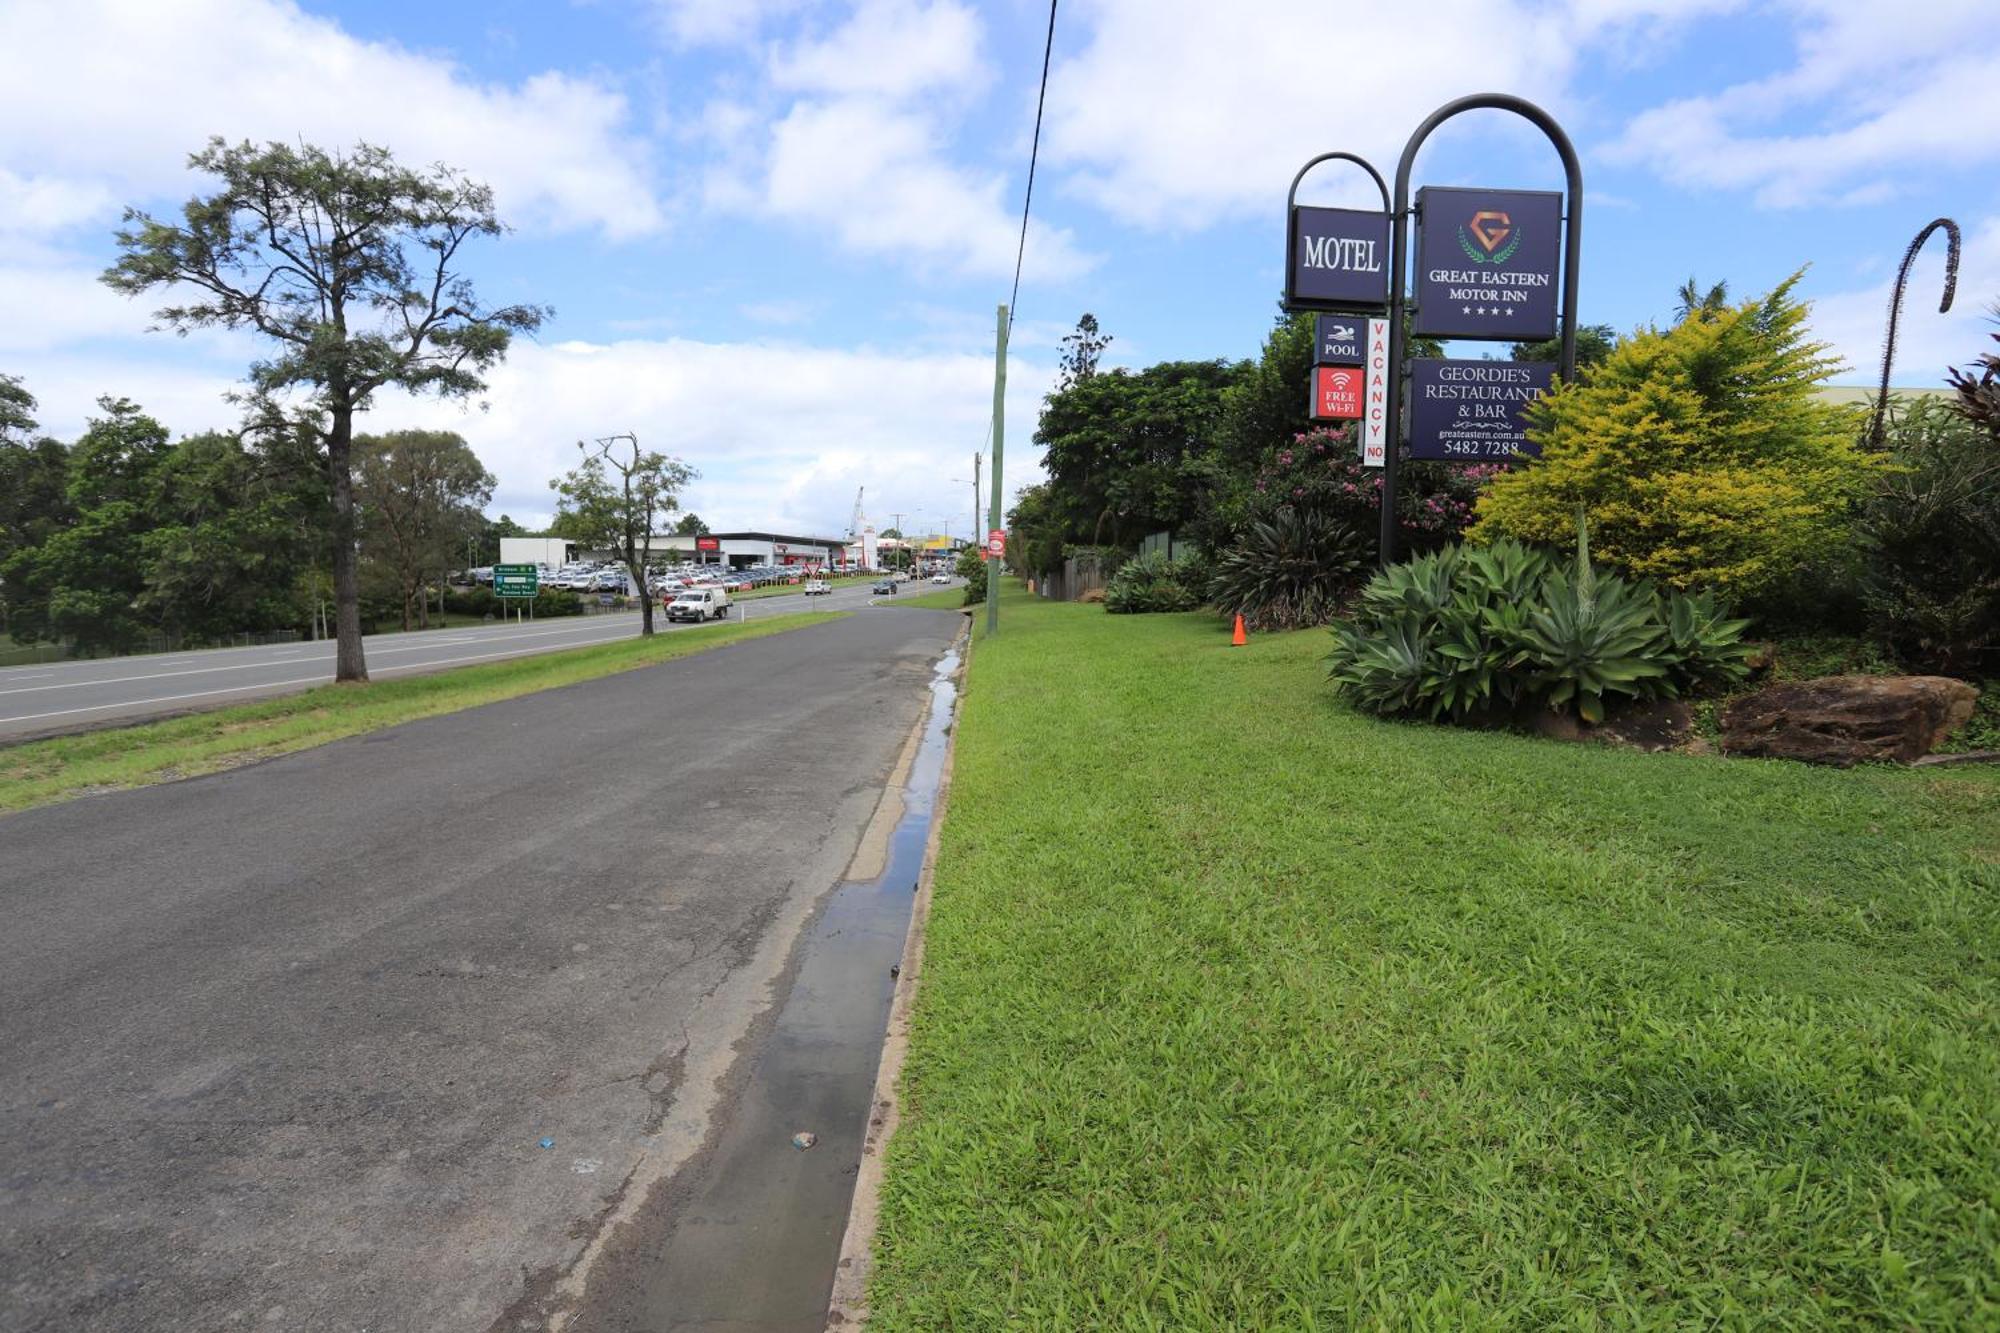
{"left": 1857, "top": 396, "right": 2000, "bottom": 674}
{"left": 1103, "top": 550, "right": 1207, "bottom": 614}
{"left": 1210, "top": 507, "right": 1369, "bottom": 630}
{"left": 1328, "top": 521, "right": 1754, "bottom": 725}
{"left": 1472, "top": 273, "right": 1881, "bottom": 599}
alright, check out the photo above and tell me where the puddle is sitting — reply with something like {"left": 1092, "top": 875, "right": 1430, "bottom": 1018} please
{"left": 600, "top": 640, "right": 961, "bottom": 1332}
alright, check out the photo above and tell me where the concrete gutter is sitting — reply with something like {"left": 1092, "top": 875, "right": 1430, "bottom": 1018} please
{"left": 824, "top": 614, "right": 971, "bottom": 1328}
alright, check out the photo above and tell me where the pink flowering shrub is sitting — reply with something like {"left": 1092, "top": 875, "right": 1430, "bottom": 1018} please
{"left": 1247, "top": 425, "right": 1504, "bottom": 549}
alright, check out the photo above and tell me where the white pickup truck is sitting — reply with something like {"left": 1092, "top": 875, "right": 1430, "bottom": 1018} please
{"left": 665, "top": 588, "right": 731, "bottom": 623}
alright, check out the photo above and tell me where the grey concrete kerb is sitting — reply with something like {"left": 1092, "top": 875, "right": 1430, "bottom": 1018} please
{"left": 825, "top": 611, "right": 972, "bottom": 1328}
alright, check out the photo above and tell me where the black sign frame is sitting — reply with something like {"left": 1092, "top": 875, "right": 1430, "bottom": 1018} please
{"left": 1283, "top": 152, "right": 1392, "bottom": 314}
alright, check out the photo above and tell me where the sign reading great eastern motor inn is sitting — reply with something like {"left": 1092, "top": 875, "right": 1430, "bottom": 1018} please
{"left": 1288, "top": 206, "right": 1391, "bottom": 310}
{"left": 1413, "top": 187, "right": 1561, "bottom": 340}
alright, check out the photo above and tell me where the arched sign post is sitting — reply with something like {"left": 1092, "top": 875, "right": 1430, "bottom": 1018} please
{"left": 1380, "top": 94, "right": 1584, "bottom": 567}
{"left": 1283, "top": 152, "right": 1394, "bottom": 465}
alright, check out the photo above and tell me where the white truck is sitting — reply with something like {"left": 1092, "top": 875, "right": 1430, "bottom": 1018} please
{"left": 665, "top": 587, "right": 731, "bottom": 623}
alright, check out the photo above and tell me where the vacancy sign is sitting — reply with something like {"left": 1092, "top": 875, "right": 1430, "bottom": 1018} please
{"left": 1360, "top": 317, "right": 1391, "bottom": 467}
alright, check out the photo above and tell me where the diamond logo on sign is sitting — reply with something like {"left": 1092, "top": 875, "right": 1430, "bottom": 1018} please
{"left": 1311, "top": 365, "right": 1363, "bottom": 421}
{"left": 1414, "top": 187, "right": 1562, "bottom": 341}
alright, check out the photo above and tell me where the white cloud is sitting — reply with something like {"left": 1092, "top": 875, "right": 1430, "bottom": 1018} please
{"left": 1806, "top": 216, "right": 2000, "bottom": 389}
{"left": 0, "top": 0, "right": 664, "bottom": 240}
{"left": 770, "top": 0, "right": 987, "bottom": 100}
{"left": 644, "top": 0, "right": 819, "bottom": 47}
{"left": 762, "top": 97, "right": 1091, "bottom": 280}
{"left": 1041, "top": 0, "right": 1709, "bottom": 229}
{"left": 1605, "top": 0, "right": 2000, "bottom": 207}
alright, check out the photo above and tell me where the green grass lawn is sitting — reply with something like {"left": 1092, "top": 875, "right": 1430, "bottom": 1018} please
{"left": 0, "top": 611, "right": 843, "bottom": 814}
{"left": 869, "top": 585, "right": 2000, "bottom": 1329}
{"left": 888, "top": 584, "right": 974, "bottom": 611}
{"left": 734, "top": 573, "right": 876, "bottom": 601}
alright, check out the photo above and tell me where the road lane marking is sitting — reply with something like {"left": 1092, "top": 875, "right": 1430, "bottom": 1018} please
{"left": 0, "top": 594, "right": 858, "bottom": 717}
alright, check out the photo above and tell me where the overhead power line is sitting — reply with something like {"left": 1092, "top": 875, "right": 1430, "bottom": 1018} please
{"left": 1007, "top": 0, "right": 1058, "bottom": 332}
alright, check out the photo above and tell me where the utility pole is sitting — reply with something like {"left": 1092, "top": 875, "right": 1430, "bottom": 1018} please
{"left": 890, "top": 511, "right": 905, "bottom": 572}
{"left": 985, "top": 304, "right": 1007, "bottom": 636}
{"left": 972, "top": 452, "right": 981, "bottom": 549}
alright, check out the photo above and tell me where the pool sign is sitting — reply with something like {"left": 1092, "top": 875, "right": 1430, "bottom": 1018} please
{"left": 1313, "top": 314, "right": 1366, "bottom": 365}
{"left": 1407, "top": 358, "right": 1554, "bottom": 461}
{"left": 1413, "top": 187, "right": 1562, "bottom": 340}
{"left": 1360, "top": 317, "right": 1391, "bottom": 468}
{"left": 1287, "top": 206, "right": 1391, "bottom": 311}
{"left": 1310, "top": 365, "right": 1363, "bottom": 420}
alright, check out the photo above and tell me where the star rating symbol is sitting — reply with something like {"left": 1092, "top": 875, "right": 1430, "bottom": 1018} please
{"left": 1506, "top": 308, "right": 1515, "bottom": 317}
{"left": 1462, "top": 306, "right": 1472, "bottom": 315}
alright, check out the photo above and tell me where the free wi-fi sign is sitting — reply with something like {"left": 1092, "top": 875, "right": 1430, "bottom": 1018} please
{"left": 1312, "top": 364, "right": 1364, "bottom": 421}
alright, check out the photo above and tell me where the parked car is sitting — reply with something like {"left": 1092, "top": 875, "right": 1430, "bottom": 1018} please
{"left": 666, "top": 588, "right": 731, "bottom": 622}
{"left": 803, "top": 579, "right": 830, "bottom": 596}
{"left": 872, "top": 579, "right": 897, "bottom": 596}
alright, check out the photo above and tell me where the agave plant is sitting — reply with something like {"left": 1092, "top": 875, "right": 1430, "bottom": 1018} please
{"left": 1327, "top": 614, "right": 1431, "bottom": 714}
{"left": 1212, "top": 507, "right": 1369, "bottom": 630}
{"left": 1655, "top": 588, "right": 1755, "bottom": 690}
{"left": 1514, "top": 517, "right": 1668, "bottom": 721}
{"left": 1355, "top": 544, "right": 1460, "bottom": 620}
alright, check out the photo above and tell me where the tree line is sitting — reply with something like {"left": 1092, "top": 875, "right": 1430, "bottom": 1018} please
{"left": 0, "top": 136, "right": 695, "bottom": 680}
{"left": 0, "top": 374, "right": 525, "bottom": 654}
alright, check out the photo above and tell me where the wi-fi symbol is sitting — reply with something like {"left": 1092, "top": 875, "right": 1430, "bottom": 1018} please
{"left": 1329, "top": 371, "right": 1352, "bottom": 390}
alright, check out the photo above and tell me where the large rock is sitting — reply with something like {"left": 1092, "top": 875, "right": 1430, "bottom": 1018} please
{"left": 1719, "top": 675, "right": 1979, "bottom": 766}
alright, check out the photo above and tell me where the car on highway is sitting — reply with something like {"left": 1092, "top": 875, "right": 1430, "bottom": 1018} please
{"left": 930, "top": 574, "right": 950, "bottom": 585}
{"left": 803, "top": 579, "right": 830, "bottom": 596}
{"left": 666, "top": 588, "right": 731, "bottom": 622}
{"left": 871, "top": 579, "right": 896, "bottom": 596}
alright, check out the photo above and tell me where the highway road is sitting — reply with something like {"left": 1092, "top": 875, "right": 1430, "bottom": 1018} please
{"left": 0, "top": 609, "right": 965, "bottom": 1332}
{"left": 0, "top": 579, "right": 953, "bottom": 742}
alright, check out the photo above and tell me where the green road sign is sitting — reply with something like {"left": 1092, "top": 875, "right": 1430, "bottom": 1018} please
{"left": 493, "top": 563, "right": 539, "bottom": 597}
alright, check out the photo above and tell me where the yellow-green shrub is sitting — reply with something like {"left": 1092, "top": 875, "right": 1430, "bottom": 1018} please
{"left": 1471, "top": 274, "right": 1879, "bottom": 597}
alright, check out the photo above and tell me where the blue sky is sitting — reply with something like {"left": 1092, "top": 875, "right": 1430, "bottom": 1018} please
{"left": 2, "top": 0, "right": 1996, "bottom": 537}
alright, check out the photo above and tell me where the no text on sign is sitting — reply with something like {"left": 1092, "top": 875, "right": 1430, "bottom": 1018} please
{"left": 1413, "top": 186, "right": 1562, "bottom": 341}
{"left": 1288, "top": 205, "right": 1391, "bottom": 311}
{"left": 1407, "top": 358, "right": 1554, "bottom": 461}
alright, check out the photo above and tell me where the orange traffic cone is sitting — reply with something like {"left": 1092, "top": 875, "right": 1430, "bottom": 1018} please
{"left": 1231, "top": 613, "right": 1247, "bottom": 647}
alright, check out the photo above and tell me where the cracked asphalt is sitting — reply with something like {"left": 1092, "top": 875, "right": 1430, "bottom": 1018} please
{"left": 0, "top": 608, "right": 964, "bottom": 1332}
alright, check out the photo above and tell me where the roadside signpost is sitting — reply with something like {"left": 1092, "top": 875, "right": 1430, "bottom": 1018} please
{"left": 987, "top": 528, "right": 1006, "bottom": 558}
{"left": 1285, "top": 153, "right": 1393, "bottom": 463}
{"left": 493, "top": 563, "right": 537, "bottom": 623}
{"left": 1286, "top": 95, "right": 1582, "bottom": 564}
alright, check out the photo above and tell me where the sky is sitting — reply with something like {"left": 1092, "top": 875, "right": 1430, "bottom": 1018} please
{"left": 2, "top": 0, "right": 1997, "bottom": 538}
